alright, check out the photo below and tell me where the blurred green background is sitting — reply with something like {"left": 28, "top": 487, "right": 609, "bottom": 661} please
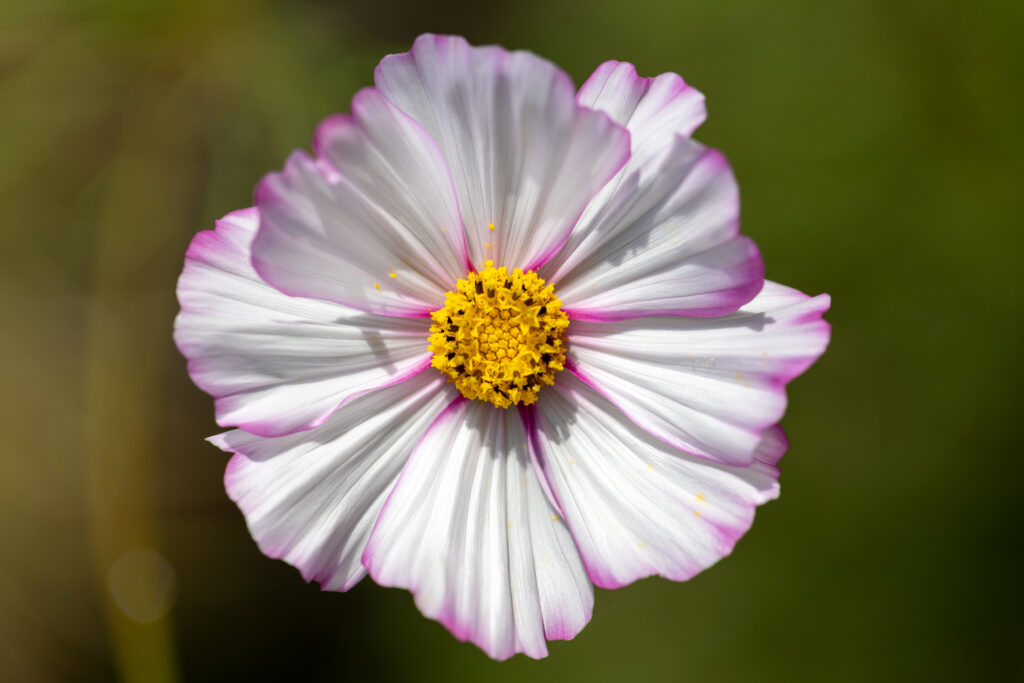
{"left": 2, "top": 0, "right": 1021, "bottom": 680}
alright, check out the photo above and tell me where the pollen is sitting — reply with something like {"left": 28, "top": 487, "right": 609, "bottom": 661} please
{"left": 429, "top": 261, "right": 569, "bottom": 409}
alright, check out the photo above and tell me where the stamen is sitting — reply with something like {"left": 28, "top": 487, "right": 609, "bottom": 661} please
{"left": 429, "top": 260, "right": 569, "bottom": 408}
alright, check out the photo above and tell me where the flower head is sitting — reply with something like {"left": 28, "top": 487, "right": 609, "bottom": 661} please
{"left": 428, "top": 261, "right": 569, "bottom": 408}
{"left": 176, "top": 34, "right": 830, "bottom": 660}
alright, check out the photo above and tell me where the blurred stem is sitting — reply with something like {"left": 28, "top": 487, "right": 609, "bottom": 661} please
{"left": 83, "top": 66, "right": 202, "bottom": 683}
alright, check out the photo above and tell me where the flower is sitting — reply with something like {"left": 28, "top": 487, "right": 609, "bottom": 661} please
{"left": 175, "top": 34, "right": 830, "bottom": 660}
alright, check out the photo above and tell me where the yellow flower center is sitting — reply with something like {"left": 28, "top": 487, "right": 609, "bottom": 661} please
{"left": 429, "top": 260, "right": 569, "bottom": 408}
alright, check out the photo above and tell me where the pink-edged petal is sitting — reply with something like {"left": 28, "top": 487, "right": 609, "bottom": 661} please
{"left": 577, "top": 60, "right": 707, "bottom": 143}
{"left": 566, "top": 281, "right": 831, "bottom": 466}
{"left": 540, "top": 61, "right": 758, "bottom": 319}
{"left": 174, "top": 208, "right": 432, "bottom": 438}
{"left": 363, "top": 399, "right": 592, "bottom": 660}
{"left": 529, "top": 372, "right": 788, "bottom": 589}
{"left": 562, "top": 61, "right": 708, "bottom": 283}
{"left": 374, "top": 33, "right": 630, "bottom": 272}
{"left": 210, "top": 372, "right": 457, "bottom": 592}
{"left": 253, "top": 88, "right": 469, "bottom": 318}
{"left": 547, "top": 137, "right": 762, "bottom": 320}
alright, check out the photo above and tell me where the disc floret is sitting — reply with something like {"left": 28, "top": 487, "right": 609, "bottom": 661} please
{"left": 429, "top": 261, "right": 569, "bottom": 408}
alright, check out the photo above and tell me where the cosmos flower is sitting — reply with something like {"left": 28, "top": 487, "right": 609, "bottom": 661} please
{"left": 175, "top": 34, "right": 830, "bottom": 659}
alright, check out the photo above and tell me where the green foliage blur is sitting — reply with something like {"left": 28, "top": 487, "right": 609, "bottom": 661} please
{"left": 1, "top": 0, "right": 1021, "bottom": 680}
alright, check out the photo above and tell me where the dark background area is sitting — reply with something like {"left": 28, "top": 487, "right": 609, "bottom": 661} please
{"left": 1, "top": 0, "right": 1022, "bottom": 680}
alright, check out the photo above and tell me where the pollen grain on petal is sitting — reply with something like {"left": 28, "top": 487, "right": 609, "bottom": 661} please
{"left": 428, "top": 261, "right": 569, "bottom": 409}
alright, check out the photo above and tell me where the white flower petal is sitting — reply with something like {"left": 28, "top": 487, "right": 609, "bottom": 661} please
{"left": 364, "top": 399, "right": 592, "bottom": 660}
{"left": 566, "top": 281, "right": 831, "bottom": 466}
{"left": 375, "top": 33, "right": 630, "bottom": 271}
{"left": 252, "top": 88, "right": 469, "bottom": 318}
{"left": 529, "top": 372, "right": 788, "bottom": 589}
{"left": 174, "top": 208, "right": 433, "bottom": 437}
{"left": 211, "top": 372, "right": 457, "bottom": 592}
{"left": 540, "top": 61, "right": 759, "bottom": 319}
{"left": 548, "top": 136, "right": 762, "bottom": 319}
{"left": 576, "top": 60, "right": 707, "bottom": 145}
{"left": 562, "top": 61, "right": 708, "bottom": 284}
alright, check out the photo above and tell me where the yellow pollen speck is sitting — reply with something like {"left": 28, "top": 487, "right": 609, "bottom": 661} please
{"left": 551, "top": 515, "right": 559, "bottom": 522}
{"left": 428, "top": 261, "right": 569, "bottom": 409}
{"left": 488, "top": 222, "right": 495, "bottom": 231}
{"left": 695, "top": 493, "right": 706, "bottom": 503}
{"left": 484, "top": 243, "right": 492, "bottom": 249}
{"left": 694, "top": 510, "right": 702, "bottom": 518}
{"left": 389, "top": 272, "right": 397, "bottom": 279}
{"left": 441, "top": 227, "right": 448, "bottom": 233}
{"left": 374, "top": 283, "right": 381, "bottom": 291}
